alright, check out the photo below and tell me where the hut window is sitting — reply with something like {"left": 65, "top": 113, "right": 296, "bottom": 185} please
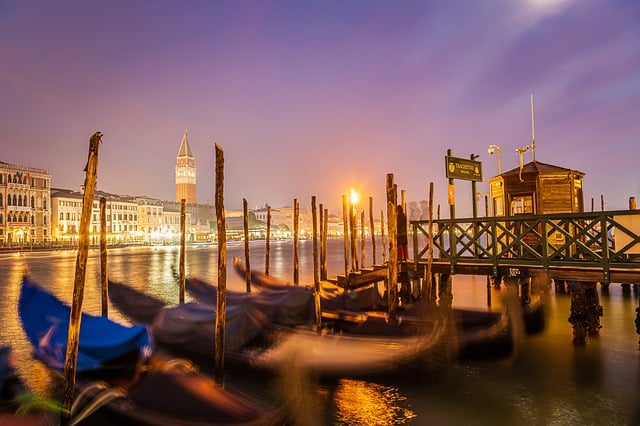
{"left": 511, "top": 194, "right": 534, "bottom": 215}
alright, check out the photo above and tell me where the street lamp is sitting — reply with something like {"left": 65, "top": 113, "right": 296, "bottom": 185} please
{"left": 488, "top": 144, "right": 502, "bottom": 174}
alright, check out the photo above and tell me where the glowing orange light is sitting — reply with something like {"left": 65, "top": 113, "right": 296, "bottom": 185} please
{"left": 350, "top": 188, "right": 359, "bottom": 206}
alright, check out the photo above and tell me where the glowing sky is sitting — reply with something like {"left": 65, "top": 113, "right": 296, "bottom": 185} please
{"left": 1, "top": 0, "right": 638, "bottom": 215}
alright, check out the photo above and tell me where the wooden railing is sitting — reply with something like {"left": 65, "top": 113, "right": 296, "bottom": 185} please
{"left": 411, "top": 210, "right": 640, "bottom": 283}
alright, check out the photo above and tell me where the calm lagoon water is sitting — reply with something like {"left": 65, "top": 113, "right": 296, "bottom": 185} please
{"left": 1, "top": 239, "right": 639, "bottom": 425}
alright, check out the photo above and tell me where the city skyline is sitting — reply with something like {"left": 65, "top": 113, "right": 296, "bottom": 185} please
{"left": 1, "top": 0, "right": 638, "bottom": 216}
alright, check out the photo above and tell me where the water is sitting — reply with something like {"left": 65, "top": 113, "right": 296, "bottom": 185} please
{"left": 1, "top": 240, "right": 639, "bottom": 425}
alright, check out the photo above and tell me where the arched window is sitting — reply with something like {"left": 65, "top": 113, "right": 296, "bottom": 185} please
{"left": 13, "top": 194, "right": 17, "bottom": 206}
{"left": 0, "top": 214, "right": 3, "bottom": 224}
{"left": 0, "top": 174, "right": 3, "bottom": 184}
{"left": 23, "top": 195, "right": 27, "bottom": 206}
{"left": 7, "top": 174, "right": 12, "bottom": 183}
{"left": 31, "top": 196, "right": 35, "bottom": 208}
{"left": 31, "top": 215, "right": 34, "bottom": 225}
{"left": 0, "top": 194, "right": 3, "bottom": 207}
{"left": 17, "top": 195, "right": 22, "bottom": 207}
{"left": 43, "top": 198, "right": 47, "bottom": 209}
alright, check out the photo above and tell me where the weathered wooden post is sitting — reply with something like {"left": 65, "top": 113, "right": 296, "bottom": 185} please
{"left": 99, "top": 197, "right": 108, "bottom": 317}
{"left": 320, "top": 204, "right": 327, "bottom": 281}
{"left": 342, "top": 195, "right": 349, "bottom": 286}
{"left": 424, "top": 183, "right": 434, "bottom": 302}
{"left": 360, "top": 210, "right": 366, "bottom": 268}
{"left": 386, "top": 174, "right": 398, "bottom": 318}
{"left": 243, "top": 198, "right": 251, "bottom": 293}
{"left": 62, "top": 131, "right": 102, "bottom": 415}
{"left": 179, "top": 199, "right": 186, "bottom": 304}
{"left": 484, "top": 194, "right": 492, "bottom": 306}
{"left": 380, "top": 209, "right": 387, "bottom": 264}
{"left": 293, "top": 198, "right": 299, "bottom": 286}
{"left": 214, "top": 143, "right": 226, "bottom": 384}
{"left": 265, "top": 205, "right": 271, "bottom": 275}
{"left": 312, "top": 196, "right": 321, "bottom": 334}
{"left": 369, "top": 196, "right": 376, "bottom": 265}
{"left": 350, "top": 198, "right": 358, "bottom": 272}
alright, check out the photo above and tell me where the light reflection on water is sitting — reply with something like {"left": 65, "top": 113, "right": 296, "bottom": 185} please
{"left": 333, "top": 378, "right": 417, "bottom": 425}
{"left": 1, "top": 239, "right": 639, "bottom": 425}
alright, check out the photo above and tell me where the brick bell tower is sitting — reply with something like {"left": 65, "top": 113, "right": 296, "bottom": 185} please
{"left": 175, "top": 129, "right": 196, "bottom": 204}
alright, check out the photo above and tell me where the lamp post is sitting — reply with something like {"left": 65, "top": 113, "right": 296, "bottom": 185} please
{"left": 488, "top": 144, "right": 502, "bottom": 175}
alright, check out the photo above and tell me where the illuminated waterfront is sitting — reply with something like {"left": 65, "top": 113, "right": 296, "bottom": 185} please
{"left": 1, "top": 240, "right": 639, "bottom": 425}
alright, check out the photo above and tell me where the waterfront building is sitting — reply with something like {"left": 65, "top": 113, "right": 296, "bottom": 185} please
{"left": 175, "top": 129, "right": 196, "bottom": 204}
{"left": 161, "top": 201, "right": 194, "bottom": 243}
{"left": 136, "top": 196, "right": 166, "bottom": 244}
{"left": 0, "top": 161, "right": 51, "bottom": 246}
{"left": 51, "top": 188, "right": 139, "bottom": 245}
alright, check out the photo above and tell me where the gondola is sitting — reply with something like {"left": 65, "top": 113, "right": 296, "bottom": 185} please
{"left": 107, "top": 281, "right": 449, "bottom": 379}
{"left": 17, "top": 277, "right": 287, "bottom": 425}
{"left": 230, "top": 256, "right": 545, "bottom": 337}
{"left": 219, "top": 258, "right": 519, "bottom": 361}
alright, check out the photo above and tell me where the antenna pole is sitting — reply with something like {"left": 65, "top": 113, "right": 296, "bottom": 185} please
{"left": 530, "top": 93, "right": 536, "bottom": 162}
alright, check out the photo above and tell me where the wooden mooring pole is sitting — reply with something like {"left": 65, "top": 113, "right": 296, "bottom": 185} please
{"left": 360, "top": 210, "right": 366, "bottom": 268}
{"left": 380, "top": 209, "right": 387, "bottom": 264}
{"left": 243, "top": 198, "right": 251, "bottom": 293}
{"left": 312, "top": 196, "right": 321, "bottom": 334}
{"left": 62, "top": 131, "right": 102, "bottom": 416}
{"left": 342, "top": 195, "right": 349, "bottom": 285}
{"left": 386, "top": 174, "right": 398, "bottom": 318}
{"left": 293, "top": 198, "right": 299, "bottom": 286}
{"left": 369, "top": 196, "right": 376, "bottom": 265}
{"left": 179, "top": 199, "right": 186, "bottom": 304}
{"left": 265, "top": 206, "right": 271, "bottom": 275}
{"left": 321, "top": 205, "right": 328, "bottom": 281}
{"left": 99, "top": 197, "right": 108, "bottom": 317}
{"left": 214, "top": 143, "right": 226, "bottom": 384}
{"left": 424, "top": 182, "right": 434, "bottom": 302}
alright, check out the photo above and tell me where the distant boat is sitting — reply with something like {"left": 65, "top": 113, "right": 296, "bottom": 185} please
{"left": 18, "top": 277, "right": 288, "bottom": 425}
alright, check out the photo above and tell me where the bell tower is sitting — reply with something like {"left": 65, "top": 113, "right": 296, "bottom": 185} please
{"left": 175, "top": 129, "right": 196, "bottom": 204}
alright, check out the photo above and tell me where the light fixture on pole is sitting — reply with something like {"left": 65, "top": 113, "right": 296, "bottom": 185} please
{"left": 487, "top": 144, "right": 502, "bottom": 174}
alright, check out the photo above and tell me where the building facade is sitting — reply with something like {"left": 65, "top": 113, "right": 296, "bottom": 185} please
{"left": 0, "top": 161, "right": 51, "bottom": 246}
{"left": 175, "top": 129, "right": 197, "bottom": 204}
{"left": 51, "top": 188, "right": 139, "bottom": 245}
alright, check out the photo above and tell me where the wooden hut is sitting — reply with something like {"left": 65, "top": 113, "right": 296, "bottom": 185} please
{"left": 488, "top": 161, "right": 585, "bottom": 217}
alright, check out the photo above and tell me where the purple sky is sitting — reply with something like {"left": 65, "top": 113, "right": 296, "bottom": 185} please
{"left": 1, "top": 0, "right": 638, "bottom": 215}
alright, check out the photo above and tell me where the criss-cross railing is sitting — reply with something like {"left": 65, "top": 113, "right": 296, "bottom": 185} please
{"left": 411, "top": 210, "right": 640, "bottom": 283}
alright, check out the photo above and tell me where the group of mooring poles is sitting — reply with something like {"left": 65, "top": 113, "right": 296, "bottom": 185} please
{"left": 60, "top": 136, "right": 232, "bottom": 426}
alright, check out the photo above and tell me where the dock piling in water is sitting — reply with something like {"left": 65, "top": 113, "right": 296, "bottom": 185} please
{"left": 179, "top": 198, "right": 186, "bottom": 304}
{"left": 99, "top": 197, "right": 108, "bottom": 318}
{"left": 62, "top": 131, "right": 102, "bottom": 415}
{"left": 214, "top": 143, "right": 226, "bottom": 384}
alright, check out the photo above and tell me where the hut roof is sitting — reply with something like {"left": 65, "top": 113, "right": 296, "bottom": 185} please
{"left": 500, "top": 160, "right": 584, "bottom": 178}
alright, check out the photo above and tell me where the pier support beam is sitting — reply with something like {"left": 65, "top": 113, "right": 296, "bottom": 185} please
{"left": 567, "top": 281, "right": 602, "bottom": 345}
{"left": 438, "top": 274, "right": 453, "bottom": 308}
{"left": 635, "top": 306, "right": 640, "bottom": 350}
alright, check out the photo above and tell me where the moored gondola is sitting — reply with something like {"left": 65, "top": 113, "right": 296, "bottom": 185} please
{"left": 17, "top": 277, "right": 288, "bottom": 425}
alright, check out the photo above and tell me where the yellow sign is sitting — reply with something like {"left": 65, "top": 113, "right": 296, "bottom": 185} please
{"left": 448, "top": 184, "right": 455, "bottom": 205}
{"left": 445, "top": 156, "right": 483, "bottom": 182}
